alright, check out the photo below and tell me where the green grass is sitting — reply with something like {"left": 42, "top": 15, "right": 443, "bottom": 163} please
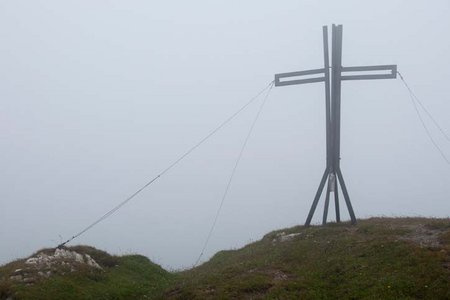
{"left": 167, "top": 218, "right": 450, "bottom": 299}
{"left": 0, "top": 247, "right": 175, "bottom": 300}
{"left": 1, "top": 218, "right": 450, "bottom": 299}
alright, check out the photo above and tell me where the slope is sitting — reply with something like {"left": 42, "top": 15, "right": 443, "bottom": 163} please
{"left": 1, "top": 218, "right": 450, "bottom": 299}
{"left": 167, "top": 217, "right": 450, "bottom": 299}
{"left": 0, "top": 246, "right": 174, "bottom": 300}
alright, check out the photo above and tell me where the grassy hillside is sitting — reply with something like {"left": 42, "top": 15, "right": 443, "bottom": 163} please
{"left": 0, "top": 246, "right": 175, "bottom": 300}
{"left": 1, "top": 218, "right": 450, "bottom": 300}
{"left": 167, "top": 218, "right": 450, "bottom": 299}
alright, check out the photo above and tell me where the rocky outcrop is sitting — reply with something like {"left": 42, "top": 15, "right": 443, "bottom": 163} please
{"left": 8, "top": 248, "right": 102, "bottom": 284}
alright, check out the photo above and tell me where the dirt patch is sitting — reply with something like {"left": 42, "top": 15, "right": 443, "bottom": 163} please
{"left": 247, "top": 268, "right": 291, "bottom": 282}
{"left": 400, "top": 224, "right": 445, "bottom": 248}
{"left": 271, "top": 270, "right": 289, "bottom": 281}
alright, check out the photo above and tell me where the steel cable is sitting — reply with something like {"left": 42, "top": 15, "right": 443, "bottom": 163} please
{"left": 398, "top": 71, "right": 450, "bottom": 165}
{"left": 194, "top": 82, "right": 274, "bottom": 266}
{"left": 57, "top": 81, "right": 274, "bottom": 248}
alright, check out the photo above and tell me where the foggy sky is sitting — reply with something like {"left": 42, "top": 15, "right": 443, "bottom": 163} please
{"left": 1, "top": 0, "right": 450, "bottom": 269}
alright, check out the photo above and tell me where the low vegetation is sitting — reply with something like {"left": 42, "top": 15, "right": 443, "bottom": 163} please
{"left": 1, "top": 218, "right": 450, "bottom": 299}
{"left": 0, "top": 246, "right": 175, "bottom": 300}
{"left": 167, "top": 217, "right": 450, "bottom": 299}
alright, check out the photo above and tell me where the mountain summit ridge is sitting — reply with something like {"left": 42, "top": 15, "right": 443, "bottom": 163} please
{"left": 1, "top": 217, "right": 450, "bottom": 299}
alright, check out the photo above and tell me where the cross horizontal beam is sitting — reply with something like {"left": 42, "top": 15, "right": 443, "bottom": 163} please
{"left": 274, "top": 68, "right": 325, "bottom": 87}
{"left": 275, "top": 64, "right": 396, "bottom": 87}
{"left": 341, "top": 64, "right": 397, "bottom": 81}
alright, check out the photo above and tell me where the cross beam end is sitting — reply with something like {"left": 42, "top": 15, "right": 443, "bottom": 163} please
{"left": 275, "top": 68, "right": 326, "bottom": 87}
{"left": 341, "top": 64, "right": 397, "bottom": 81}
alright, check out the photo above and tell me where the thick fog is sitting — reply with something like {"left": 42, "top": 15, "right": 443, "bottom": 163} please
{"left": 1, "top": 0, "right": 449, "bottom": 269}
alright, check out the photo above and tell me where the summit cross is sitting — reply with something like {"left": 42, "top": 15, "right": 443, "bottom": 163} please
{"left": 274, "top": 24, "right": 397, "bottom": 226}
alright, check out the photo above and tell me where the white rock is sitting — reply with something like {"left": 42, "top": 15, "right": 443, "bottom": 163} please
{"left": 25, "top": 258, "right": 38, "bottom": 265}
{"left": 21, "top": 248, "right": 102, "bottom": 278}
{"left": 74, "top": 253, "right": 84, "bottom": 263}
{"left": 85, "top": 254, "right": 101, "bottom": 269}
{"left": 10, "top": 275, "right": 22, "bottom": 281}
{"left": 279, "top": 233, "right": 301, "bottom": 242}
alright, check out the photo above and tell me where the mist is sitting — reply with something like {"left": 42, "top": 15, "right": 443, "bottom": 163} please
{"left": 1, "top": 0, "right": 449, "bottom": 269}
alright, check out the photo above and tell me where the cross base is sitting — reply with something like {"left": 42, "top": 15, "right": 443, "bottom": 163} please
{"left": 305, "top": 168, "right": 356, "bottom": 226}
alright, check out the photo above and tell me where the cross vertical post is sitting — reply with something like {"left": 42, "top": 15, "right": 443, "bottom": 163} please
{"left": 274, "top": 24, "right": 397, "bottom": 226}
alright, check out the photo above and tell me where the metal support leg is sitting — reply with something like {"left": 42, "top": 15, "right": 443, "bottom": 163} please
{"left": 322, "top": 182, "right": 331, "bottom": 225}
{"left": 305, "top": 168, "right": 329, "bottom": 226}
{"left": 336, "top": 168, "right": 356, "bottom": 224}
{"left": 333, "top": 174, "right": 340, "bottom": 222}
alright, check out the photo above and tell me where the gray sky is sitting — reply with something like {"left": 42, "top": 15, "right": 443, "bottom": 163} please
{"left": 1, "top": 0, "right": 449, "bottom": 269}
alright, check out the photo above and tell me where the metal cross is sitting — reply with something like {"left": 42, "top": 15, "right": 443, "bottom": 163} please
{"left": 274, "top": 24, "right": 397, "bottom": 226}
